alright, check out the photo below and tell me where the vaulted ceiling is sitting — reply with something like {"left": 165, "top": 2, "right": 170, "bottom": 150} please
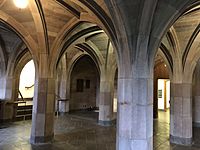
{"left": 156, "top": 7, "right": 200, "bottom": 71}
{"left": 0, "top": 0, "right": 113, "bottom": 74}
{"left": 0, "top": 0, "right": 200, "bottom": 75}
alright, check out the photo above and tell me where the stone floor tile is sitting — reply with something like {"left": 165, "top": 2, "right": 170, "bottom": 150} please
{"left": 0, "top": 110, "right": 200, "bottom": 150}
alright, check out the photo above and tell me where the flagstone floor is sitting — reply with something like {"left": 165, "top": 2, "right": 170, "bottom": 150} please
{"left": 0, "top": 110, "right": 200, "bottom": 150}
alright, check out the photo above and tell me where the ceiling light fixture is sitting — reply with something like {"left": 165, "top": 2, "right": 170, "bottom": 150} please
{"left": 13, "top": 0, "right": 29, "bottom": 9}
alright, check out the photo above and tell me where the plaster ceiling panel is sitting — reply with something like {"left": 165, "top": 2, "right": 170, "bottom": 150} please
{"left": 0, "top": 0, "right": 37, "bottom": 43}
{"left": 90, "top": 33, "right": 108, "bottom": 49}
{"left": 63, "top": 0, "right": 84, "bottom": 12}
{"left": 95, "top": 0, "right": 111, "bottom": 18}
{"left": 42, "top": 0, "right": 77, "bottom": 48}
{"left": 173, "top": 10, "right": 200, "bottom": 54}
{"left": 0, "top": 23, "right": 22, "bottom": 54}
{"left": 68, "top": 22, "right": 97, "bottom": 39}
{"left": 89, "top": 33, "right": 108, "bottom": 59}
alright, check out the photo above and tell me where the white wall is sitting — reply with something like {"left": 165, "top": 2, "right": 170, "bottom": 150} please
{"left": 166, "top": 80, "right": 170, "bottom": 108}
{"left": 158, "top": 79, "right": 170, "bottom": 110}
{"left": 158, "top": 79, "right": 165, "bottom": 110}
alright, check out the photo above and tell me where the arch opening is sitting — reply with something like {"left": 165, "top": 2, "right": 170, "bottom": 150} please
{"left": 55, "top": 21, "right": 118, "bottom": 124}
{"left": 18, "top": 60, "right": 35, "bottom": 100}
{"left": 70, "top": 55, "right": 100, "bottom": 111}
{"left": 154, "top": 3, "right": 200, "bottom": 147}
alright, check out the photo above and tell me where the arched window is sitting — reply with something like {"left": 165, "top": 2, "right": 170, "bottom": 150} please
{"left": 19, "top": 60, "right": 35, "bottom": 98}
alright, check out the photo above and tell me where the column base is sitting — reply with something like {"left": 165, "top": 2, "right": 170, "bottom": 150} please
{"left": 55, "top": 112, "right": 69, "bottom": 116}
{"left": 30, "top": 135, "right": 54, "bottom": 144}
{"left": 59, "top": 100, "right": 69, "bottom": 113}
{"left": 98, "top": 119, "right": 116, "bottom": 126}
{"left": 59, "top": 112, "right": 69, "bottom": 116}
{"left": 170, "top": 135, "right": 192, "bottom": 145}
{"left": 117, "top": 136, "right": 153, "bottom": 150}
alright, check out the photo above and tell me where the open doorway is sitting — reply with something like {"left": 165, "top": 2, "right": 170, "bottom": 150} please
{"left": 154, "top": 53, "right": 170, "bottom": 120}
{"left": 157, "top": 79, "right": 170, "bottom": 123}
{"left": 157, "top": 79, "right": 170, "bottom": 111}
{"left": 153, "top": 52, "right": 171, "bottom": 148}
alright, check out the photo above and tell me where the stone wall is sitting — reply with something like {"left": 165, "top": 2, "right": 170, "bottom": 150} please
{"left": 70, "top": 56, "right": 99, "bottom": 110}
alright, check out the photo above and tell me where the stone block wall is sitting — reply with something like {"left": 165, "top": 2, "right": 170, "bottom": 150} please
{"left": 70, "top": 56, "right": 99, "bottom": 110}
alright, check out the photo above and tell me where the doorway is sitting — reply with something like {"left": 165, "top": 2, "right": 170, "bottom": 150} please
{"left": 157, "top": 79, "right": 170, "bottom": 111}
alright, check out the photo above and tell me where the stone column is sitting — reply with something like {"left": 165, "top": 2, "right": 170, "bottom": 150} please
{"left": 4, "top": 77, "right": 15, "bottom": 101}
{"left": 58, "top": 79, "right": 69, "bottom": 113}
{"left": 14, "top": 76, "right": 20, "bottom": 100}
{"left": 30, "top": 77, "right": 55, "bottom": 143}
{"left": 0, "top": 76, "right": 16, "bottom": 122}
{"left": 170, "top": 82, "right": 192, "bottom": 145}
{"left": 57, "top": 55, "right": 69, "bottom": 113}
{"left": 0, "top": 76, "right": 6, "bottom": 99}
{"left": 193, "top": 62, "right": 200, "bottom": 127}
{"left": 30, "top": 54, "right": 56, "bottom": 143}
{"left": 193, "top": 85, "right": 200, "bottom": 127}
{"left": 117, "top": 76, "right": 153, "bottom": 150}
{"left": 98, "top": 78, "right": 114, "bottom": 126}
{"left": 0, "top": 76, "right": 15, "bottom": 100}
